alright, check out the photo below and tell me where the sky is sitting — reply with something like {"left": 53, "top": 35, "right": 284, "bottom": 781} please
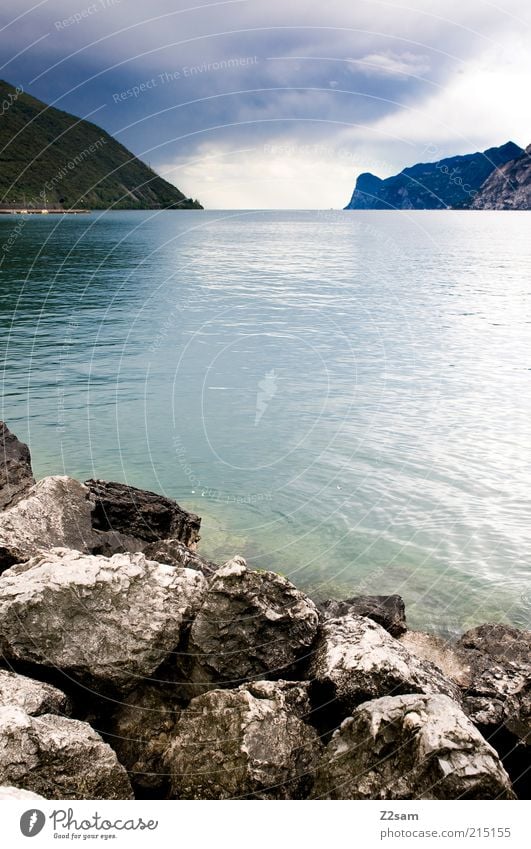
{"left": 1, "top": 0, "right": 530, "bottom": 208}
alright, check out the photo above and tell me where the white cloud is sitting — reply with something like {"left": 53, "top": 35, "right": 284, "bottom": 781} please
{"left": 350, "top": 52, "right": 431, "bottom": 78}
{"left": 160, "top": 141, "right": 378, "bottom": 209}
{"left": 370, "top": 40, "right": 531, "bottom": 151}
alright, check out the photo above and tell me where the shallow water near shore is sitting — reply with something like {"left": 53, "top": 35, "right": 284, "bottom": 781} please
{"left": 1, "top": 209, "right": 530, "bottom": 633}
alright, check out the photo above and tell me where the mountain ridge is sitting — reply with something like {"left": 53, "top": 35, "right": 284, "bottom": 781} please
{"left": 0, "top": 79, "right": 202, "bottom": 210}
{"left": 344, "top": 142, "right": 524, "bottom": 210}
{"left": 471, "top": 144, "right": 531, "bottom": 209}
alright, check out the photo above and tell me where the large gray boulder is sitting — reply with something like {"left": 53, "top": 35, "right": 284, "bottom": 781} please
{"left": 86, "top": 479, "right": 201, "bottom": 549}
{"left": 182, "top": 557, "right": 320, "bottom": 694}
{"left": 312, "top": 694, "right": 516, "bottom": 799}
{"left": 0, "top": 476, "right": 96, "bottom": 571}
{"left": 0, "top": 706, "right": 133, "bottom": 799}
{"left": 0, "top": 421, "right": 35, "bottom": 512}
{"left": 107, "top": 685, "right": 181, "bottom": 795}
{"left": 309, "top": 615, "right": 460, "bottom": 718}
{"left": 0, "top": 548, "right": 206, "bottom": 694}
{"left": 0, "top": 669, "right": 71, "bottom": 716}
{"left": 0, "top": 443, "right": 204, "bottom": 570}
{"left": 163, "top": 681, "right": 321, "bottom": 799}
{"left": 319, "top": 594, "right": 406, "bottom": 636}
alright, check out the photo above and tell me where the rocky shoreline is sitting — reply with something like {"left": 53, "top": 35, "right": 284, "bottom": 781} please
{"left": 0, "top": 421, "right": 528, "bottom": 800}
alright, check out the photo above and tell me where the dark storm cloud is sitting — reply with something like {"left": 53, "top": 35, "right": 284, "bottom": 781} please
{"left": 0, "top": 0, "right": 528, "bottom": 206}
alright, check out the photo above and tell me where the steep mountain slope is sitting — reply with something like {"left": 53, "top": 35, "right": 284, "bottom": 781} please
{"left": 471, "top": 144, "right": 531, "bottom": 209}
{"left": 344, "top": 142, "right": 523, "bottom": 210}
{"left": 0, "top": 80, "right": 201, "bottom": 209}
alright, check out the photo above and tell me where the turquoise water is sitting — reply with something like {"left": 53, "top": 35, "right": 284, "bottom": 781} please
{"left": 1, "top": 209, "right": 530, "bottom": 633}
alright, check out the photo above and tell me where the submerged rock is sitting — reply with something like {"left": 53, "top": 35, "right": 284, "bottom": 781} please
{"left": 163, "top": 681, "right": 321, "bottom": 799}
{"left": 0, "top": 706, "right": 133, "bottom": 799}
{"left": 86, "top": 479, "right": 201, "bottom": 548}
{"left": 0, "top": 548, "right": 206, "bottom": 693}
{"left": 399, "top": 630, "right": 474, "bottom": 688}
{"left": 0, "top": 421, "right": 35, "bottom": 512}
{"left": 319, "top": 594, "right": 406, "bottom": 636}
{"left": 144, "top": 538, "right": 217, "bottom": 576}
{"left": 107, "top": 685, "right": 181, "bottom": 795}
{"left": 309, "top": 615, "right": 460, "bottom": 720}
{"left": 0, "top": 669, "right": 71, "bottom": 716}
{"left": 182, "top": 557, "right": 320, "bottom": 694}
{"left": 312, "top": 693, "right": 515, "bottom": 799}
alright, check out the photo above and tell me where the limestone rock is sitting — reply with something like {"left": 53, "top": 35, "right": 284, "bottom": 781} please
{"left": 0, "top": 476, "right": 96, "bottom": 569}
{"left": 312, "top": 694, "right": 516, "bottom": 799}
{"left": 107, "top": 685, "right": 181, "bottom": 794}
{"left": 309, "top": 615, "right": 460, "bottom": 719}
{"left": 0, "top": 706, "right": 133, "bottom": 799}
{"left": 163, "top": 681, "right": 321, "bottom": 799}
{"left": 85, "top": 479, "right": 201, "bottom": 548}
{"left": 0, "top": 548, "right": 206, "bottom": 693}
{"left": 0, "top": 421, "right": 35, "bottom": 512}
{"left": 183, "top": 557, "right": 320, "bottom": 693}
{"left": 0, "top": 785, "right": 46, "bottom": 799}
{"left": 0, "top": 669, "right": 71, "bottom": 716}
{"left": 319, "top": 594, "right": 406, "bottom": 636}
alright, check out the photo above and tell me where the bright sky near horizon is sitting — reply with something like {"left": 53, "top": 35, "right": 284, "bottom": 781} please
{"left": 1, "top": 0, "right": 530, "bottom": 208}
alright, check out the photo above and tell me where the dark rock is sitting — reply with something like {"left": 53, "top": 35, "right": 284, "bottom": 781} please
{"left": 319, "top": 593, "right": 406, "bottom": 636}
{"left": 107, "top": 685, "right": 181, "bottom": 796}
{"left": 0, "top": 548, "right": 206, "bottom": 694}
{"left": 163, "top": 680, "right": 321, "bottom": 799}
{"left": 0, "top": 706, "right": 133, "bottom": 799}
{"left": 311, "top": 694, "right": 515, "bottom": 799}
{"left": 0, "top": 421, "right": 35, "bottom": 512}
{"left": 459, "top": 624, "right": 531, "bottom": 667}
{"left": 454, "top": 625, "right": 531, "bottom": 746}
{"left": 85, "top": 479, "right": 201, "bottom": 548}
{"left": 181, "top": 557, "right": 320, "bottom": 694}
{"left": 308, "top": 615, "right": 460, "bottom": 726}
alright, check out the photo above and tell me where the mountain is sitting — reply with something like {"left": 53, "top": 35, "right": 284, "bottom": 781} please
{"left": 0, "top": 80, "right": 202, "bottom": 209}
{"left": 470, "top": 144, "right": 531, "bottom": 209}
{"left": 344, "top": 142, "right": 523, "bottom": 210}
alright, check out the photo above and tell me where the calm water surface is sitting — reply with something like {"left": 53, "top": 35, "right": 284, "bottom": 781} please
{"left": 1, "top": 209, "right": 530, "bottom": 632}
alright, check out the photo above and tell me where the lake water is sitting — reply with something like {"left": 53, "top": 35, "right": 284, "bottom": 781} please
{"left": 1, "top": 209, "right": 530, "bottom": 633}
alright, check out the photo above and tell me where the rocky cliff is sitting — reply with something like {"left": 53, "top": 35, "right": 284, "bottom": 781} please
{"left": 0, "top": 421, "right": 528, "bottom": 800}
{"left": 344, "top": 142, "right": 523, "bottom": 210}
{"left": 471, "top": 144, "right": 531, "bottom": 209}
